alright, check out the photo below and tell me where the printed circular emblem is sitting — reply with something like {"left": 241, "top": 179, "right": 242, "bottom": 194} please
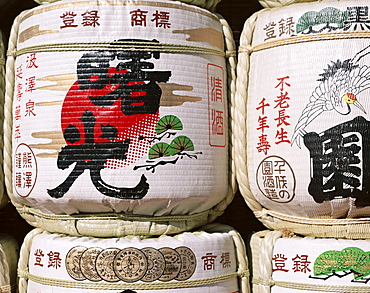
{"left": 65, "top": 246, "right": 87, "bottom": 281}
{"left": 141, "top": 247, "right": 166, "bottom": 282}
{"left": 158, "top": 247, "right": 182, "bottom": 281}
{"left": 113, "top": 247, "right": 148, "bottom": 282}
{"left": 80, "top": 247, "right": 103, "bottom": 282}
{"left": 96, "top": 248, "right": 121, "bottom": 282}
{"left": 175, "top": 246, "right": 197, "bottom": 281}
{"left": 256, "top": 155, "right": 296, "bottom": 203}
{"left": 14, "top": 143, "right": 38, "bottom": 198}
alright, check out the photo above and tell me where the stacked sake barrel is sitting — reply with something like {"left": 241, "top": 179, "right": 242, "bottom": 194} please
{"left": 235, "top": 0, "right": 370, "bottom": 291}
{"left": 0, "top": 28, "right": 21, "bottom": 293}
{"left": 3, "top": 0, "right": 250, "bottom": 292}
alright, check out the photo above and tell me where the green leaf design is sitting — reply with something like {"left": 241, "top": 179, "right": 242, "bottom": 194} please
{"left": 313, "top": 250, "right": 341, "bottom": 276}
{"left": 148, "top": 142, "right": 172, "bottom": 159}
{"left": 296, "top": 11, "right": 318, "bottom": 33}
{"left": 169, "top": 136, "right": 194, "bottom": 155}
{"left": 156, "top": 115, "right": 183, "bottom": 135}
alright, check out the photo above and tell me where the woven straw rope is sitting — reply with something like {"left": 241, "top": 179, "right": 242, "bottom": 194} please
{"left": 0, "top": 240, "right": 12, "bottom": 293}
{"left": 33, "top": 0, "right": 221, "bottom": 12}
{"left": 17, "top": 225, "right": 249, "bottom": 292}
{"left": 0, "top": 32, "right": 6, "bottom": 209}
{"left": 235, "top": 7, "right": 370, "bottom": 239}
{"left": 4, "top": 8, "right": 237, "bottom": 237}
{"left": 250, "top": 231, "right": 370, "bottom": 292}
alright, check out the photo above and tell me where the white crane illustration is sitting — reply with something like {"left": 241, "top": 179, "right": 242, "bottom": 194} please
{"left": 291, "top": 45, "right": 370, "bottom": 148}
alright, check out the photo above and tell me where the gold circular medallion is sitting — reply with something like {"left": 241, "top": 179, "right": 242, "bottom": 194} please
{"left": 113, "top": 247, "right": 148, "bottom": 282}
{"left": 65, "top": 246, "right": 87, "bottom": 281}
{"left": 96, "top": 248, "right": 121, "bottom": 282}
{"left": 158, "top": 247, "right": 182, "bottom": 281}
{"left": 80, "top": 247, "right": 103, "bottom": 282}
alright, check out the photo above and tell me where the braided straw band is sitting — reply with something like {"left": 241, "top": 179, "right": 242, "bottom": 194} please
{"left": 10, "top": 41, "right": 228, "bottom": 58}
{"left": 20, "top": 270, "right": 242, "bottom": 290}
{"left": 252, "top": 277, "right": 370, "bottom": 292}
{"left": 0, "top": 285, "right": 11, "bottom": 293}
{"left": 17, "top": 204, "right": 222, "bottom": 222}
{"left": 239, "top": 31, "right": 370, "bottom": 55}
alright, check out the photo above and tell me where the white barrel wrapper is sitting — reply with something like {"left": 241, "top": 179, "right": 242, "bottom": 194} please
{"left": 250, "top": 230, "right": 370, "bottom": 293}
{"left": 17, "top": 224, "right": 248, "bottom": 293}
{"left": 33, "top": 0, "right": 222, "bottom": 12}
{"left": 236, "top": 0, "right": 370, "bottom": 238}
{"left": 5, "top": 0, "right": 236, "bottom": 236}
{"left": 0, "top": 234, "right": 19, "bottom": 293}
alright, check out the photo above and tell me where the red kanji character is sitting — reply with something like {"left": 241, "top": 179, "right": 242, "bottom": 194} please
{"left": 201, "top": 253, "right": 217, "bottom": 270}
{"left": 14, "top": 105, "right": 21, "bottom": 121}
{"left": 16, "top": 65, "right": 23, "bottom": 79}
{"left": 220, "top": 252, "right": 231, "bottom": 268}
{"left": 257, "top": 116, "right": 269, "bottom": 133}
{"left": 47, "top": 251, "right": 62, "bottom": 269}
{"left": 14, "top": 125, "right": 21, "bottom": 141}
{"left": 34, "top": 249, "right": 44, "bottom": 267}
{"left": 81, "top": 10, "right": 100, "bottom": 27}
{"left": 274, "top": 109, "right": 290, "bottom": 127}
{"left": 23, "top": 152, "right": 33, "bottom": 168}
{"left": 274, "top": 92, "right": 290, "bottom": 109}
{"left": 15, "top": 172, "right": 22, "bottom": 188}
{"left": 272, "top": 253, "right": 289, "bottom": 272}
{"left": 256, "top": 133, "right": 271, "bottom": 155}
{"left": 256, "top": 98, "right": 270, "bottom": 115}
{"left": 275, "top": 76, "right": 290, "bottom": 92}
{"left": 275, "top": 128, "right": 290, "bottom": 144}
{"left": 25, "top": 99, "right": 36, "bottom": 117}
{"left": 60, "top": 11, "right": 78, "bottom": 29}
{"left": 212, "top": 109, "right": 224, "bottom": 135}
{"left": 263, "top": 22, "right": 277, "bottom": 41}
{"left": 26, "top": 53, "right": 38, "bottom": 69}
{"left": 292, "top": 254, "right": 311, "bottom": 273}
{"left": 151, "top": 11, "right": 171, "bottom": 28}
{"left": 24, "top": 172, "right": 33, "bottom": 188}
{"left": 211, "top": 76, "right": 223, "bottom": 102}
{"left": 16, "top": 83, "right": 23, "bottom": 101}
{"left": 25, "top": 76, "right": 36, "bottom": 93}
{"left": 130, "top": 9, "right": 148, "bottom": 27}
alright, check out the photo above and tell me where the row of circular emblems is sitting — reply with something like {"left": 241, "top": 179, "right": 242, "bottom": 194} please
{"left": 66, "top": 246, "right": 197, "bottom": 283}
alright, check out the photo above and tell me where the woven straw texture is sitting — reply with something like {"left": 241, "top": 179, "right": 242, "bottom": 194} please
{"left": 17, "top": 223, "right": 249, "bottom": 293}
{"left": 235, "top": 1, "right": 370, "bottom": 239}
{"left": 258, "top": 0, "right": 317, "bottom": 8}
{"left": 4, "top": 2, "right": 237, "bottom": 237}
{"left": 250, "top": 230, "right": 370, "bottom": 292}
{"left": 33, "top": 0, "right": 221, "bottom": 12}
{"left": 0, "top": 31, "right": 8, "bottom": 211}
{"left": 0, "top": 234, "right": 19, "bottom": 293}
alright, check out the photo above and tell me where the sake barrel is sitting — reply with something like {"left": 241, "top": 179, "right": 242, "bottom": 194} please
{"left": 4, "top": 0, "right": 236, "bottom": 237}
{"left": 235, "top": 0, "right": 370, "bottom": 238}
{"left": 0, "top": 234, "right": 19, "bottom": 293}
{"left": 17, "top": 224, "right": 249, "bottom": 293}
{"left": 250, "top": 230, "right": 370, "bottom": 293}
{"left": 32, "top": 0, "right": 222, "bottom": 12}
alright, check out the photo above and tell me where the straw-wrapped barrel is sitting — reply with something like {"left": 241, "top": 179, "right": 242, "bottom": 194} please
{"left": 17, "top": 224, "right": 249, "bottom": 293}
{"left": 235, "top": 0, "right": 370, "bottom": 238}
{"left": 250, "top": 230, "right": 370, "bottom": 292}
{"left": 4, "top": 0, "right": 236, "bottom": 237}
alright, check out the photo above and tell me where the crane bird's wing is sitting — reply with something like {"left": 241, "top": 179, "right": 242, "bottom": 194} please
{"left": 291, "top": 79, "right": 333, "bottom": 148}
{"left": 347, "top": 65, "right": 370, "bottom": 96}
